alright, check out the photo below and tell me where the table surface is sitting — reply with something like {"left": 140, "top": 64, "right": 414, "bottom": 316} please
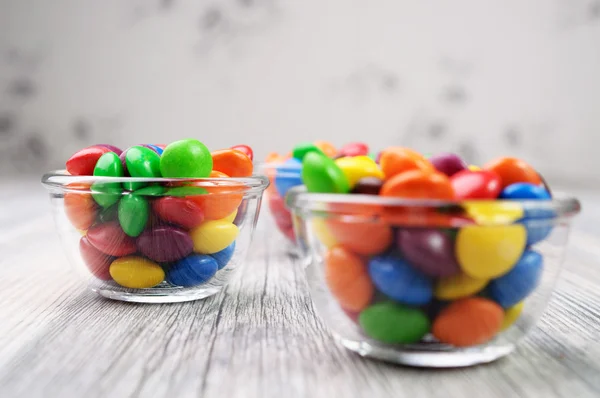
{"left": 1, "top": 178, "right": 600, "bottom": 398}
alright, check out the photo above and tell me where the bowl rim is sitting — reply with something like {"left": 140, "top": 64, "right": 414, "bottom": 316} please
{"left": 41, "top": 170, "right": 270, "bottom": 194}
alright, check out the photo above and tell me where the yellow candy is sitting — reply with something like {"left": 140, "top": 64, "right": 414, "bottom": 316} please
{"left": 109, "top": 256, "right": 165, "bottom": 289}
{"left": 335, "top": 156, "right": 384, "bottom": 188}
{"left": 435, "top": 273, "right": 488, "bottom": 300}
{"left": 312, "top": 218, "right": 337, "bottom": 248}
{"left": 191, "top": 220, "right": 239, "bottom": 254}
{"left": 78, "top": 229, "right": 87, "bottom": 236}
{"left": 468, "top": 165, "right": 481, "bottom": 171}
{"left": 223, "top": 209, "right": 238, "bottom": 223}
{"left": 501, "top": 302, "right": 524, "bottom": 331}
{"left": 463, "top": 201, "right": 524, "bottom": 225}
{"left": 456, "top": 224, "right": 526, "bottom": 279}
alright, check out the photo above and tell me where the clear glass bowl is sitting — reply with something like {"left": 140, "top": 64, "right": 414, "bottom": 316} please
{"left": 286, "top": 186, "right": 581, "bottom": 367}
{"left": 42, "top": 170, "right": 269, "bottom": 303}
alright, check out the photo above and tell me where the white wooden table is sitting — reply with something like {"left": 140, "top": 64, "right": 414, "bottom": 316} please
{"left": 1, "top": 178, "right": 600, "bottom": 398}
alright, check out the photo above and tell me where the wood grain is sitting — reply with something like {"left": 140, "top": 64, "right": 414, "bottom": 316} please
{"left": 0, "top": 182, "right": 599, "bottom": 397}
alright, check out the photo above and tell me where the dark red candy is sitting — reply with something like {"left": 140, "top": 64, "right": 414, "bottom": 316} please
{"left": 429, "top": 153, "right": 468, "bottom": 177}
{"left": 230, "top": 145, "right": 254, "bottom": 161}
{"left": 79, "top": 236, "right": 113, "bottom": 280}
{"left": 97, "top": 144, "right": 123, "bottom": 155}
{"left": 66, "top": 146, "right": 112, "bottom": 176}
{"left": 86, "top": 221, "right": 137, "bottom": 257}
{"left": 397, "top": 229, "right": 460, "bottom": 277}
{"left": 136, "top": 226, "right": 194, "bottom": 263}
{"left": 153, "top": 196, "right": 205, "bottom": 229}
{"left": 451, "top": 169, "right": 502, "bottom": 200}
{"left": 338, "top": 142, "right": 369, "bottom": 157}
{"left": 351, "top": 177, "right": 384, "bottom": 195}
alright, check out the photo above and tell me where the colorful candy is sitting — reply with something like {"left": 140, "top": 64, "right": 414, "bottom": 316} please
{"left": 166, "top": 254, "right": 219, "bottom": 287}
{"left": 335, "top": 156, "right": 384, "bottom": 188}
{"left": 118, "top": 194, "right": 149, "bottom": 237}
{"left": 66, "top": 145, "right": 113, "bottom": 176}
{"left": 123, "top": 146, "right": 161, "bottom": 190}
{"left": 325, "top": 247, "right": 374, "bottom": 312}
{"left": 429, "top": 153, "right": 468, "bottom": 177}
{"left": 302, "top": 152, "right": 350, "bottom": 194}
{"left": 160, "top": 139, "right": 213, "bottom": 178}
{"left": 397, "top": 229, "right": 460, "bottom": 277}
{"left": 211, "top": 148, "right": 253, "bottom": 177}
{"left": 190, "top": 219, "right": 239, "bottom": 254}
{"left": 359, "top": 301, "right": 430, "bottom": 344}
{"left": 109, "top": 256, "right": 165, "bottom": 289}
{"left": 487, "top": 250, "right": 543, "bottom": 308}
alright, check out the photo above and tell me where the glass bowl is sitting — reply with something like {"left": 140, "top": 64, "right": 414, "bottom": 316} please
{"left": 286, "top": 186, "right": 581, "bottom": 367}
{"left": 42, "top": 170, "right": 269, "bottom": 303}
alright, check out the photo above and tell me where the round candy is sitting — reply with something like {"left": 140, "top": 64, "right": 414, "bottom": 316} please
{"left": 338, "top": 142, "right": 369, "bottom": 157}
{"left": 124, "top": 146, "right": 162, "bottom": 191}
{"left": 351, "top": 177, "right": 383, "bottom": 195}
{"left": 92, "top": 152, "right": 125, "bottom": 208}
{"left": 432, "top": 297, "right": 503, "bottom": 347}
{"left": 326, "top": 219, "right": 392, "bottom": 255}
{"left": 109, "top": 256, "right": 165, "bottom": 289}
{"left": 313, "top": 140, "right": 337, "bottom": 158}
{"left": 64, "top": 185, "right": 98, "bottom": 230}
{"left": 118, "top": 193, "right": 149, "bottom": 237}
{"left": 312, "top": 218, "right": 338, "bottom": 248}
{"left": 487, "top": 250, "right": 543, "bottom": 308}
{"left": 301, "top": 151, "right": 350, "bottom": 194}
{"left": 292, "top": 143, "right": 325, "bottom": 161}
{"left": 462, "top": 201, "right": 524, "bottom": 225}
{"left": 379, "top": 147, "right": 433, "bottom": 179}
{"left": 434, "top": 273, "right": 488, "bottom": 300}
{"left": 210, "top": 170, "right": 229, "bottom": 178}
{"left": 160, "top": 139, "right": 213, "bottom": 178}
{"left": 190, "top": 219, "right": 239, "bottom": 254}
{"left": 334, "top": 156, "right": 384, "bottom": 188}
{"left": 484, "top": 157, "right": 542, "bottom": 189}
{"left": 429, "top": 153, "right": 468, "bottom": 177}
{"left": 223, "top": 209, "right": 238, "bottom": 223}
{"left": 397, "top": 228, "right": 460, "bottom": 277}
{"left": 274, "top": 158, "right": 302, "bottom": 198}
{"left": 325, "top": 246, "right": 374, "bottom": 312}
{"left": 456, "top": 224, "right": 526, "bottom": 279}
{"left": 450, "top": 170, "right": 502, "bottom": 200}
{"left": 501, "top": 302, "right": 524, "bottom": 331}
{"left": 209, "top": 242, "right": 236, "bottom": 269}
{"left": 79, "top": 236, "right": 113, "bottom": 280}
{"left": 359, "top": 302, "right": 430, "bottom": 344}
{"left": 153, "top": 196, "right": 205, "bottom": 229}
{"left": 137, "top": 226, "right": 194, "bottom": 262}
{"left": 87, "top": 221, "right": 137, "bottom": 257}
{"left": 499, "top": 182, "right": 551, "bottom": 200}
{"left": 166, "top": 254, "right": 219, "bottom": 287}
{"left": 189, "top": 184, "right": 244, "bottom": 221}
{"left": 66, "top": 145, "right": 112, "bottom": 176}
{"left": 381, "top": 170, "right": 454, "bottom": 199}
{"left": 211, "top": 149, "right": 253, "bottom": 177}
{"left": 230, "top": 144, "right": 253, "bottom": 161}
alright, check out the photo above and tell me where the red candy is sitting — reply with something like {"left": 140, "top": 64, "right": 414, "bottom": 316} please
{"left": 230, "top": 145, "right": 254, "bottom": 161}
{"left": 86, "top": 221, "right": 137, "bottom": 257}
{"left": 79, "top": 236, "right": 113, "bottom": 280}
{"left": 450, "top": 170, "right": 502, "bottom": 200}
{"left": 66, "top": 146, "right": 112, "bottom": 176}
{"left": 338, "top": 142, "right": 369, "bottom": 158}
{"left": 153, "top": 196, "right": 205, "bottom": 229}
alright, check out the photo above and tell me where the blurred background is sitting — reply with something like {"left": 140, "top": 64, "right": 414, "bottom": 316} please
{"left": 0, "top": 0, "right": 599, "bottom": 187}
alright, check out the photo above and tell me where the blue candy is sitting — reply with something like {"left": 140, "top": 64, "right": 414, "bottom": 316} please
{"left": 274, "top": 158, "right": 302, "bottom": 198}
{"left": 499, "top": 183, "right": 553, "bottom": 246}
{"left": 209, "top": 242, "right": 236, "bottom": 270}
{"left": 488, "top": 250, "right": 543, "bottom": 308}
{"left": 147, "top": 144, "right": 164, "bottom": 155}
{"left": 368, "top": 253, "right": 433, "bottom": 306}
{"left": 166, "top": 254, "right": 218, "bottom": 287}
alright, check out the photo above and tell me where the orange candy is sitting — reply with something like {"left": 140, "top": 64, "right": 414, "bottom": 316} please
{"left": 265, "top": 152, "right": 286, "bottom": 164}
{"left": 381, "top": 169, "right": 455, "bottom": 200}
{"left": 379, "top": 147, "right": 433, "bottom": 179}
{"left": 432, "top": 297, "right": 503, "bottom": 347}
{"left": 325, "top": 246, "right": 374, "bottom": 312}
{"left": 326, "top": 219, "right": 392, "bottom": 255}
{"left": 483, "top": 157, "right": 542, "bottom": 189}
{"left": 211, "top": 149, "right": 253, "bottom": 177}
{"left": 313, "top": 140, "right": 337, "bottom": 158}
{"left": 189, "top": 184, "right": 244, "bottom": 221}
{"left": 209, "top": 170, "right": 230, "bottom": 178}
{"left": 64, "top": 183, "right": 98, "bottom": 230}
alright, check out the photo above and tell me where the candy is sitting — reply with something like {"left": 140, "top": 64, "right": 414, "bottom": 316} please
{"left": 368, "top": 253, "right": 433, "bottom": 306}
{"left": 334, "top": 156, "right": 384, "bottom": 188}
{"left": 211, "top": 149, "right": 253, "bottom": 177}
{"left": 313, "top": 140, "right": 337, "bottom": 158}
{"left": 118, "top": 193, "right": 149, "bottom": 237}
{"left": 501, "top": 302, "right": 524, "bottom": 331}
{"left": 274, "top": 158, "right": 302, "bottom": 197}
{"left": 326, "top": 219, "right": 392, "bottom": 255}
{"left": 141, "top": 144, "right": 163, "bottom": 155}
{"left": 292, "top": 143, "right": 325, "bottom": 161}
{"left": 123, "top": 146, "right": 162, "bottom": 191}
{"left": 86, "top": 221, "right": 137, "bottom": 257}
{"left": 109, "top": 256, "right": 165, "bottom": 289}
{"left": 189, "top": 184, "right": 244, "bottom": 221}
{"left": 136, "top": 226, "right": 194, "bottom": 263}
{"left": 397, "top": 229, "right": 460, "bottom": 277}
{"left": 450, "top": 170, "right": 502, "bottom": 200}
{"left": 190, "top": 219, "right": 239, "bottom": 254}
{"left": 209, "top": 242, "right": 236, "bottom": 269}
{"left": 429, "top": 153, "right": 468, "bottom": 177}
{"left": 79, "top": 236, "right": 113, "bottom": 280}
{"left": 381, "top": 170, "right": 454, "bottom": 199}
{"left": 487, "top": 250, "right": 543, "bottom": 308}
{"left": 325, "top": 246, "right": 374, "bottom": 312}
{"left": 97, "top": 144, "right": 123, "bottom": 155}
{"left": 499, "top": 182, "right": 551, "bottom": 201}
{"left": 462, "top": 201, "right": 523, "bottom": 225}
{"left": 468, "top": 165, "right": 481, "bottom": 171}
{"left": 351, "top": 177, "right": 383, "bottom": 195}
{"left": 133, "top": 185, "right": 167, "bottom": 197}
{"left": 153, "top": 196, "right": 205, "bottom": 229}
{"left": 92, "top": 152, "right": 124, "bottom": 208}
{"left": 455, "top": 224, "right": 526, "bottom": 279}
{"left": 160, "top": 139, "right": 213, "bottom": 178}
{"left": 434, "top": 273, "right": 488, "bottom": 300}
{"left": 166, "top": 254, "right": 219, "bottom": 287}
{"left": 230, "top": 144, "right": 253, "bottom": 161}
{"left": 64, "top": 185, "right": 97, "bottom": 230}
{"left": 301, "top": 151, "right": 350, "bottom": 194}
{"left": 312, "top": 218, "right": 337, "bottom": 248}
{"left": 432, "top": 297, "right": 503, "bottom": 347}
{"left": 338, "top": 142, "right": 369, "bottom": 158}
{"left": 484, "top": 157, "right": 542, "bottom": 189}
{"left": 66, "top": 145, "right": 112, "bottom": 176}
{"left": 210, "top": 170, "right": 229, "bottom": 178}
{"left": 359, "top": 302, "right": 430, "bottom": 344}
{"left": 379, "top": 147, "right": 433, "bottom": 179}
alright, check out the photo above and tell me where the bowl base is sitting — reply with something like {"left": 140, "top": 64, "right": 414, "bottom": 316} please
{"left": 92, "top": 285, "right": 223, "bottom": 303}
{"left": 336, "top": 335, "right": 515, "bottom": 368}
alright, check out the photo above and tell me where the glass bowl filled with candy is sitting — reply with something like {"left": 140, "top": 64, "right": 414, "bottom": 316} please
{"left": 42, "top": 140, "right": 268, "bottom": 303}
{"left": 286, "top": 147, "right": 580, "bottom": 367}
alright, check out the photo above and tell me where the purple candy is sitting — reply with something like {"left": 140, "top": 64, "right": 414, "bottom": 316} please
{"left": 96, "top": 144, "right": 123, "bottom": 155}
{"left": 429, "top": 153, "right": 468, "bottom": 177}
{"left": 136, "top": 226, "right": 193, "bottom": 263}
{"left": 397, "top": 229, "right": 460, "bottom": 277}
{"left": 119, "top": 149, "right": 130, "bottom": 176}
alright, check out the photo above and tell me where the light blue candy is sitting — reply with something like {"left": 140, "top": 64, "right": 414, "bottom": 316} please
{"left": 147, "top": 144, "right": 164, "bottom": 155}
{"left": 209, "top": 242, "right": 236, "bottom": 270}
{"left": 166, "top": 254, "right": 218, "bottom": 287}
{"left": 488, "top": 250, "right": 543, "bottom": 308}
{"left": 368, "top": 253, "right": 433, "bottom": 306}
{"left": 274, "top": 158, "right": 302, "bottom": 198}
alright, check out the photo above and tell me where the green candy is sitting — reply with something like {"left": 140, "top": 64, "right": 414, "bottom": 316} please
{"left": 292, "top": 143, "right": 325, "bottom": 161}
{"left": 160, "top": 139, "right": 212, "bottom": 178}
{"left": 133, "top": 185, "right": 167, "bottom": 197}
{"left": 124, "top": 146, "right": 162, "bottom": 191}
{"left": 92, "top": 152, "right": 124, "bottom": 208}
{"left": 118, "top": 193, "right": 149, "bottom": 237}
{"left": 165, "top": 186, "right": 208, "bottom": 197}
{"left": 301, "top": 151, "right": 350, "bottom": 194}
{"left": 359, "top": 302, "right": 430, "bottom": 344}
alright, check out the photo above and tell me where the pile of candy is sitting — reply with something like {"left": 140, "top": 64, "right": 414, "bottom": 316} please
{"left": 64, "top": 140, "right": 254, "bottom": 289}
{"left": 290, "top": 144, "right": 553, "bottom": 347}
